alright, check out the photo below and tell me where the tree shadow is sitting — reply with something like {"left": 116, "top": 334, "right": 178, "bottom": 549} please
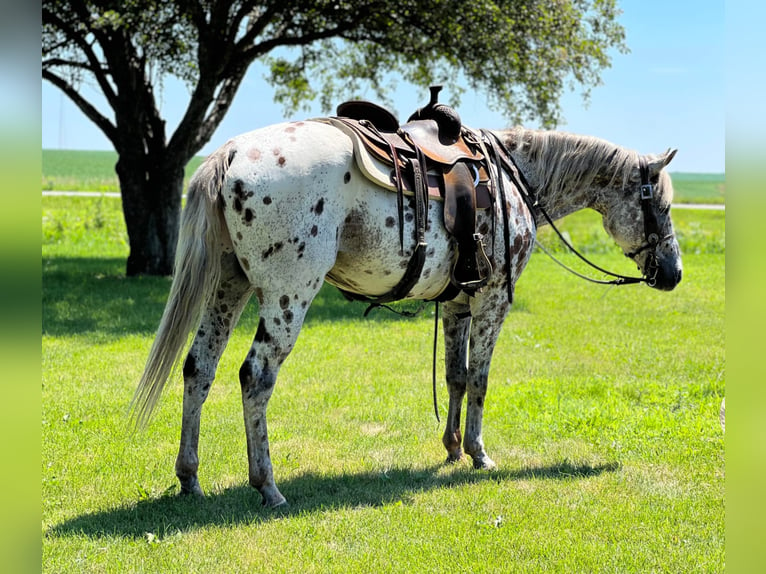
{"left": 42, "top": 256, "right": 434, "bottom": 339}
{"left": 47, "top": 460, "right": 620, "bottom": 540}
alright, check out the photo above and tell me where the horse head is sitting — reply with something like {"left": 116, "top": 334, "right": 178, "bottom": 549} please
{"left": 600, "top": 149, "right": 682, "bottom": 291}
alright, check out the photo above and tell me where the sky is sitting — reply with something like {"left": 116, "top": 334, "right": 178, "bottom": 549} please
{"left": 41, "top": 1, "right": 725, "bottom": 173}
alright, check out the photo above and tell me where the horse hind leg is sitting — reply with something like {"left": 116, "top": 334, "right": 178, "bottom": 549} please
{"left": 239, "top": 281, "right": 326, "bottom": 507}
{"left": 175, "top": 252, "right": 253, "bottom": 496}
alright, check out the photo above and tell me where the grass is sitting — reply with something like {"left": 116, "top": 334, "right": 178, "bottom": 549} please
{"left": 42, "top": 195, "right": 724, "bottom": 572}
{"left": 41, "top": 150, "right": 204, "bottom": 192}
{"left": 41, "top": 149, "right": 725, "bottom": 204}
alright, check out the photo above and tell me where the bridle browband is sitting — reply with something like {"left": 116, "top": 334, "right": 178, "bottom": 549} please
{"left": 485, "top": 133, "right": 672, "bottom": 288}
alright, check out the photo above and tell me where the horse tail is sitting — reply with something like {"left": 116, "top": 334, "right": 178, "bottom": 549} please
{"left": 130, "top": 142, "right": 236, "bottom": 428}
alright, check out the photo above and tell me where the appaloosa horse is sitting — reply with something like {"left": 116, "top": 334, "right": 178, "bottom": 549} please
{"left": 132, "top": 120, "right": 682, "bottom": 507}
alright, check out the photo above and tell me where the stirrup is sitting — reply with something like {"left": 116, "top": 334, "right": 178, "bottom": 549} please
{"left": 450, "top": 234, "right": 493, "bottom": 295}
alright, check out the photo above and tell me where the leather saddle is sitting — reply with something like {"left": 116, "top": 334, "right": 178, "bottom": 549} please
{"left": 330, "top": 86, "right": 493, "bottom": 297}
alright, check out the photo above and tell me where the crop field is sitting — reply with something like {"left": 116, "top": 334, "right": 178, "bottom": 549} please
{"left": 41, "top": 189, "right": 724, "bottom": 572}
{"left": 41, "top": 149, "right": 725, "bottom": 204}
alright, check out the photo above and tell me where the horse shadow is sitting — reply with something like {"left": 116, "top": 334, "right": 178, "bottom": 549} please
{"left": 48, "top": 460, "right": 620, "bottom": 540}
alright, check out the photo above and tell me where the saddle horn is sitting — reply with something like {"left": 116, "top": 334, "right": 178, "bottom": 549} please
{"left": 408, "top": 85, "right": 462, "bottom": 145}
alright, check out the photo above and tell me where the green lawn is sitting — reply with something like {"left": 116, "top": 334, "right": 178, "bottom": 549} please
{"left": 42, "top": 196, "right": 724, "bottom": 572}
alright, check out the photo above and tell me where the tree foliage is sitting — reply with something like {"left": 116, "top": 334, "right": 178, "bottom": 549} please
{"left": 42, "top": 0, "right": 626, "bottom": 275}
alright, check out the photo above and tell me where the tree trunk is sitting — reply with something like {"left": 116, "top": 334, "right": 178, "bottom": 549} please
{"left": 117, "top": 151, "right": 185, "bottom": 276}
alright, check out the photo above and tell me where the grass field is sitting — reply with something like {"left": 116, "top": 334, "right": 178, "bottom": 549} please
{"left": 41, "top": 149, "right": 725, "bottom": 204}
{"left": 41, "top": 193, "right": 724, "bottom": 572}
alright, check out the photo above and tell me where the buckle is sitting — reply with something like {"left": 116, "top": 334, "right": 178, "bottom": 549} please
{"left": 640, "top": 184, "right": 653, "bottom": 200}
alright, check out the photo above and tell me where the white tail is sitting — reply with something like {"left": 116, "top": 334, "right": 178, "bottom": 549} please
{"left": 130, "top": 143, "right": 236, "bottom": 427}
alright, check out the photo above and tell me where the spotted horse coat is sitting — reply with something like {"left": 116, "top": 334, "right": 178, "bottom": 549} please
{"left": 132, "top": 119, "right": 682, "bottom": 507}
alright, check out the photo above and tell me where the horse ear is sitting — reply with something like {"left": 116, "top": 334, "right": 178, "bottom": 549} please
{"left": 648, "top": 148, "right": 678, "bottom": 175}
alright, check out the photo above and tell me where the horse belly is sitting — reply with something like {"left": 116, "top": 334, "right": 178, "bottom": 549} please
{"left": 328, "top": 183, "right": 454, "bottom": 300}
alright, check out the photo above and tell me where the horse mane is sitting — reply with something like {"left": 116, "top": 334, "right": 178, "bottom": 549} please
{"left": 502, "top": 127, "right": 673, "bottom": 204}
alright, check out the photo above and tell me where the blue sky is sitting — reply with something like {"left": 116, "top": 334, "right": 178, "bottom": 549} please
{"left": 41, "top": 1, "right": 725, "bottom": 173}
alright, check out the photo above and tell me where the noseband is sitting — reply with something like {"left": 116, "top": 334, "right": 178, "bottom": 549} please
{"left": 623, "top": 156, "right": 675, "bottom": 287}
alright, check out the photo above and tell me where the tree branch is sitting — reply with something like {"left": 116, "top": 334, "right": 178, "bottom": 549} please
{"left": 42, "top": 69, "right": 118, "bottom": 145}
{"left": 193, "top": 68, "right": 248, "bottom": 151}
{"left": 43, "top": 5, "right": 119, "bottom": 107}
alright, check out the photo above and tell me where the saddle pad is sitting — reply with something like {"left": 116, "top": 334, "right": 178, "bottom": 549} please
{"left": 319, "top": 118, "right": 491, "bottom": 209}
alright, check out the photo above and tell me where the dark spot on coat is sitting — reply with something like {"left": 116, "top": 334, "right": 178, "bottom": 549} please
{"left": 344, "top": 171, "right": 351, "bottom": 183}
{"left": 263, "top": 196, "right": 272, "bottom": 205}
{"left": 405, "top": 212, "right": 414, "bottom": 222}
{"left": 247, "top": 148, "right": 261, "bottom": 161}
{"left": 313, "top": 198, "right": 325, "bottom": 215}
{"left": 234, "top": 197, "right": 243, "bottom": 213}
{"left": 244, "top": 208, "right": 254, "bottom": 223}
{"left": 254, "top": 318, "right": 272, "bottom": 344}
{"left": 236, "top": 232, "right": 243, "bottom": 240}
{"left": 279, "top": 295, "right": 290, "bottom": 309}
{"left": 217, "top": 290, "right": 225, "bottom": 299}
{"left": 273, "top": 317, "right": 281, "bottom": 326}
{"left": 238, "top": 360, "right": 251, "bottom": 387}
{"left": 277, "top": 156, "right": 286, "bottom": 167}
{"left": 262, "top": 245, "right": 274, "bottom": 260}
{"left": 385, "top": 216, "right": 396, "bottom": 228}
{"left": 241, "top": 257, "right": 250, "bottom": 270}
{"left": 310, "top": 225, "right": 318, "bottom": 237}
{"left": 283, "top": 309, "right": 293, "bottom": 324}
{"left": 272, "top": 147, "right": 280, "bottom": 156}
{"left": 285, "top": 126, "right": 296, "bottom": 133}
{"left": 233, "top": 179, "right": 250, "bottom": 201}
{"left": 183, "top": 354, "right": 197, "bottom": 378}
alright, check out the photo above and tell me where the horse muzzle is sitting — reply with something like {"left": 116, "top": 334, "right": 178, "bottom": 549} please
{"left": 644, "top": 249, "right": 682, "bottom": 291}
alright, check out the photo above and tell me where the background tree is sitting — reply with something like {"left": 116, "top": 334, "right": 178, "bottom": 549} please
{"left": 42, "top": 0, "right": 626, "bottom": 276}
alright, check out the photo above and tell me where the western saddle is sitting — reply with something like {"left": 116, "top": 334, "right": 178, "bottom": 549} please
{"left": 327, "top": 86, "right": 494, "bottom": 304}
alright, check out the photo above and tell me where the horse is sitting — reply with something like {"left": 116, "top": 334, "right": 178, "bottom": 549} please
{"left": 131, "top": 119, "right": 682, "bottom": 507}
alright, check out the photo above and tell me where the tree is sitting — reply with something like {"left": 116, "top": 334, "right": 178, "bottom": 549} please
{"left": 43, "top": 0, "right": 626, "bottom": 276}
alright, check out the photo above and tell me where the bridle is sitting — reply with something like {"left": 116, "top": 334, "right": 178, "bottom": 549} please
{"left": 621, "top": 156, "right": 675, "bottom": 287}
{"left": 483, "top": 132, "right": 673, "bottom": 288}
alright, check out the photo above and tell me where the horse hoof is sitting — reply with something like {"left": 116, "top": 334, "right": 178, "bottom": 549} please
{"left": 258, "top": 486, "right": 288, "bottom": 508}
{"left": 262, "top": 495, "right": 288, "bottom": 509}
{"left": 445, "top": 452, "right": 465, "bottom": 464}
{"left": 472, "top": 456, "right": 497, "bottom": 471}
{"left": 178, "top": 478, "right": 205, "bottom": 497}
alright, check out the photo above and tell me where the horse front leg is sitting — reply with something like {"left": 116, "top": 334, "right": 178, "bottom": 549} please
{"left": 441, "top": 301, "right": 472, "bottom": 463}
{"left": 176, "top": 253, "right": 252, "bottom": 496}
{"left": 463, "top": 295, "right": 510, "bottom": 470}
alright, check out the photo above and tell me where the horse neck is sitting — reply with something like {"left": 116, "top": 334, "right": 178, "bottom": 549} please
{"left": 501, "top": 127, "right": 631, "bottom": 222}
